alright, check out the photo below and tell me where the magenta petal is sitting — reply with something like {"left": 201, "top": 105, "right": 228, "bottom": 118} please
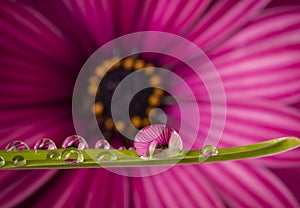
{"left": 62, "top": 0, "right": 116, "bottom": 46}
{"left": 188, "top": 0, "right": 270, "bottom": 50}
{"left": 140, "top": 0, "right": 212, "bottom": 35}
{"left": 20, "top": 0, "right": 96, "bottom": 56}
{"left": 131, "top": 166, "right": 224, "bottom": 207}
{"left": 217, "top": 100, "right": 300, "bottom": 167}
{"left": 0, "top": 0, "right": 299, "bottom": 207}
{"left": 0, "top": 170, "right": 57, "bottom": 207}
{"left": 209, "top": 7, "right": 300, "bottom": 103}
{"left": 202, "top": 162, "right": 299, "bottom": 208}
{"left": 0, "top": 1, "right": 83, "bottom": 71}
{"left": 0, "top": 105, "right": 74, "bottom": 149}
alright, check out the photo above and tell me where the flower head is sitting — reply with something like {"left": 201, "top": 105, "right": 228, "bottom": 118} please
{"left": 1, "top": 0, "right": 300, "bottom": 207}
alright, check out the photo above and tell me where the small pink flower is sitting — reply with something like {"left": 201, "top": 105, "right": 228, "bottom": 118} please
{"left": 134, "top": 125, "right": 182, "bottom": 157}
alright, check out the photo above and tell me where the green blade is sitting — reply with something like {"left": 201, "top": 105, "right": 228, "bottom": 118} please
{"left": 0, "top": 137, "right": 299, "bottom": 169}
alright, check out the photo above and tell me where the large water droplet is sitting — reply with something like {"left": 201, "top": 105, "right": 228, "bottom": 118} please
{"left": 0, "top": 156, "right": 5, "bottom": 167}
{"left": 62, "top": 135, "right": 89, "bottom": 150}
{"left": 6, "top": 141, "right": 30, "bottom": 151}
{"left": 34, "top": 138, "right": 57, "bottom": 150}
{"left": 134, "top": 125, "right": 183, "bottom": 159}
{"left": 95, "top": 139, "right": 110, "bottom": 149}
{"left": 12, "top": 155, "right": 26, "bottom": 167}
{"left": 200, "top": 145, "right": 218, "bottom": 157}
{"left": 62, "top": 149, "right": 84, "bottom": 164}
{"left": 46, "top": 150, "right": 61, "bottom": 160}
{"left": 96, "top": 151, "right": 117, "bottom": 163}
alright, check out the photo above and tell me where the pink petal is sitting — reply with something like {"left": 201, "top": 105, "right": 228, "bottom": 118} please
{"left": 210, "top": 7, "right": 300, "bottom": 103}
{"left": 0, "top": 105, "right": 74, "bottom": 149}
{"left": 188, "top": 0, "right": 271, "bottom": 51}
{"left": 167, "top": 100, "right": 300, "bottom": 167}
{"left": 131, "top": 165, "right": 224, "bottom": 207}
{"left": 0, "top": 1, "right": 83, "bottom": 71}
{"left": 21, "top": 0, "right": 96, "bottom": 56}
{"left": 137, "top": 0, "right": 212, "bottom": 35}
{"left": 0, "top": 170, "right": 57, "bottom": 207}
{"left": 202, "top": 162, "right": 299, "bottom": 208}
{"left": 62, "top": 0, "right": 116, "bottom": 46}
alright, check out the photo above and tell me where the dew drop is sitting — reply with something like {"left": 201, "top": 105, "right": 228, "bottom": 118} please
{"left": 34, "top": 138, "right": 57, "bottom": 150}
{"left": 6, "top": 141, "right": 30, "bottom": 151}
{"left": 200, "top": 145, "right": 218, "bottom": 157}
{"left": 46, "top": 150, "right": 61, "bottom": 160}
{"left": 62, "top": 135, "right": 89, "bottom": 150}
{"left": 62, "top": 149, "right": 84, "bottom": 164}
{"left": 134, "top": 124, "right": 183, "bottom": 159}
{"left": 95, "top": 139, "right": 110, "bottom": 149}
{"left": 12, "top": 155, "right": 26, "bottom": 167}
{"left": 0, "top": 156, "right": 5, "bottom": 167}
{"left": 96, "top": 151, "right": 117, "bottom": 163}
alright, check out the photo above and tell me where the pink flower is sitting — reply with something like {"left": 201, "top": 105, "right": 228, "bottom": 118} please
{"left": 134, "top": 125, "right": 182, "bottom": 157}
{"left": 1, "top": 0, "right": 300, "bottom": 207}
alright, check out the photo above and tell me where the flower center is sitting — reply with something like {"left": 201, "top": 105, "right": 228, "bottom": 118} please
{"left": 88, "top": 56, "right": 166, "bottom": 147}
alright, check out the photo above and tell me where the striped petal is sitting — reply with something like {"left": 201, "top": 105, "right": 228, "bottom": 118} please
{"left": 210, "top": 7, "right": 300, "bottom": 103}
{"left": 188, "top": 0, "right": 271, "bottom": 51}
{"left": 131, "top": 165, "right": 224, "bottom": 208}
{"left": 0, "top": 1, "right": 83, "bottom": 72}
{"left": 167, "top": 100, "right": 300, "bottom": 167}
{"left": 202, "top": 162, "right": 299, "bottom": 208}
{"left": 0, "top": 170, "right": 57, "bottom": 207}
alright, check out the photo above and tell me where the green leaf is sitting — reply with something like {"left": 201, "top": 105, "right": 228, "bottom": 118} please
{"left": 0, "top": 137, "right": 299, "bottom": 169}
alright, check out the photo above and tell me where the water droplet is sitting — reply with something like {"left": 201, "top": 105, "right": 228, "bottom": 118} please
{"left": 62, "top": 135, "right": 89, "bottom": 150}
{"left": 200, "top": 145, "right": 218, "bottom": 157}
{"left": 96, "top": 151, "right": 117, "bottom": 163}
{"left": 6, "top": 141, "right": 30, "bottom": 151}
{"left": 118, "top": 146, "right": 126, "bottom": 150}
{"left": 0, "top": 156, "right": 5, "bottom": 167}
{"left": 12, "top": 155, "right": 26, "bottom": 167}
{"left": 46, "top": 150, "right": 61, "bottom": 160}
{"left": 62, "top": 149, "right": 84, "bottom": 164}
{"left": 134, "top": 125, "right": 183, "bottom": 159}
{"left": 95, "top": 139, "right": 110, "bottom": 149}
{"left": 34, "top": 138, "right": 57, "bottom": 150}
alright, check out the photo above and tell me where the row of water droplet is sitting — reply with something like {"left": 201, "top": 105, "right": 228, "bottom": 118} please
{"left": 0, "top": 135, "right": 218, "bottom": 168}
{"left": 0, "top": 135, "right": 119, "bottom": 167}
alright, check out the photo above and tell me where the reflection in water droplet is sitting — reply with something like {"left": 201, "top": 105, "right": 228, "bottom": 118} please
{"left": 95, "top": 139, "right": 110, "bottom": 149}
{"left": 62, "top": 149, "right": 84, "bottom": 164}
{"left": 6, "top": 141, "right": 30, "bottom": 151}
{"left": 0, "top": 156, "right": 5, "bottom": 167}
{"left": 134, "top": 125, "right": 183, "bottom": 159}
{"left": 46, "top": 150, "right": 61, "bottom": 160}
{"left": 147, "top": 140, "right": 158, "bottom": 159}
{"left": 200, "top": 145, "right": 218, "bottom": 157}
{"left": 34, "top": 138, "right": 57, "bottom": 150}
{"left": 96, "top": 151, "right": 117, "bottom": 163}
{"left": 12, "top": 155, "right": 26, "bottom": 167}
{"left": 62, "top": 135, "right": 89, "bottom": 150}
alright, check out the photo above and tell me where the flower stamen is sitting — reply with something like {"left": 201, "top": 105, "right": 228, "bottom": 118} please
{"left": 87, "top": 56, "right": 167, "bottom": 147}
